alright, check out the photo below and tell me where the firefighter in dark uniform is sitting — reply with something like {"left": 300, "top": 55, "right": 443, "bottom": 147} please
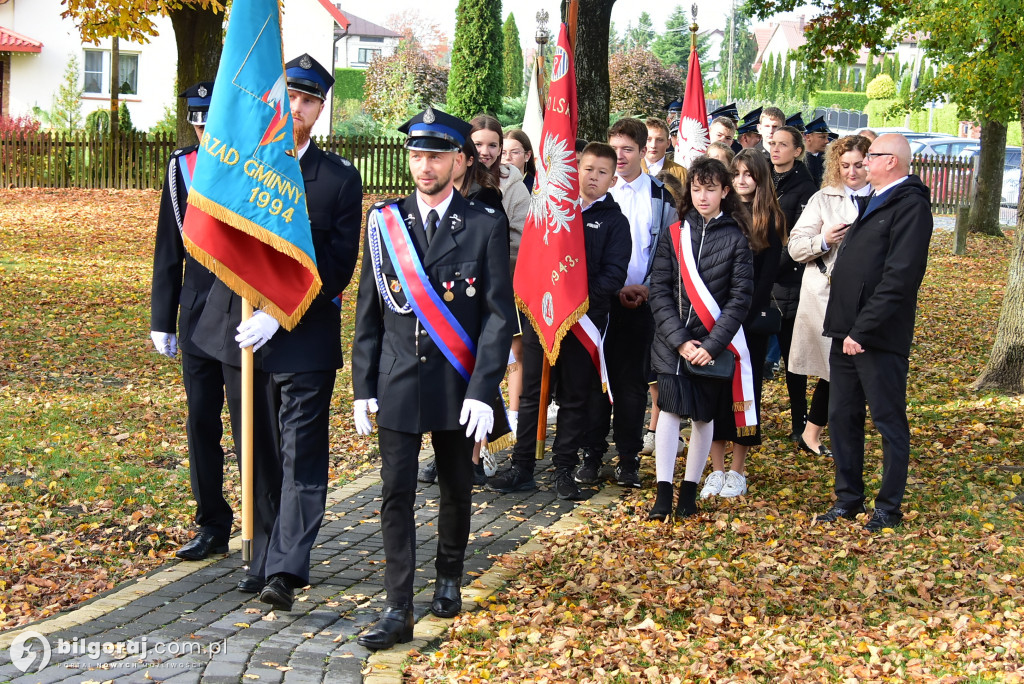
{"left": 151, "top": 82, "right": 237, "bottom": 561}
{"left": 351, "top": 108, "right": 516, "bottom": 651}
{"left": 803, "top": 115, "right": 837, "bottom": 189}
{"left": 191, "top": 54, "right": 363, "bottom": 609}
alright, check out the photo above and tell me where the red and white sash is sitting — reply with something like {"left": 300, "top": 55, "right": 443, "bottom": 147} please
{"left": 671, "top": 220, "right": 757, "bottom": 435}
{"left": 571, "top": 315, "right": 612, "bottom": 403}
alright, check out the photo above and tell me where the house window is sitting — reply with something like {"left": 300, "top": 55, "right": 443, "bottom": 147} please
{"left": 362, "top": 37, "right": 384, "bottom": 43}
{"left": 82, "top": 50, "right": 139, "bottom": 95}
{"left": 357, "top": 48, "right": 381, "bottom": 64}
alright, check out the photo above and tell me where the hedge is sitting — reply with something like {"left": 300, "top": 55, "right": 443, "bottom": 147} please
{"left": 334, "top": 68, "right": 366, "bottom": 101}
{"left": 811, "top": 91, "right": 869, "bottom": 111}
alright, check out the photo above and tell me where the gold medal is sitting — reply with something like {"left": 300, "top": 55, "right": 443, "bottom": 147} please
{"left": 443, "top": 291, "right": 455, "bottom": 302}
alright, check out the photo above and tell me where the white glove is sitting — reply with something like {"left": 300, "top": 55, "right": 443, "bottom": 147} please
{"left": 235, "top": 311, "right": 280, "bottom": 351}
{"left": 151, "top": 331, "right": 178, "bottom": 358}
{"left": 459, "top": 398, "right": 494, "bottom": 443}
{"left": 354, "top": 398, "right": 379, "bottom": 436}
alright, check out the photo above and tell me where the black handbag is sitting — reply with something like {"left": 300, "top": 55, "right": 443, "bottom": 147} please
{"left": 684, "top": 349, "right": 735, "bottom": 382}
{"left": 746, "top": 306, "right": 782, "bottom": 335}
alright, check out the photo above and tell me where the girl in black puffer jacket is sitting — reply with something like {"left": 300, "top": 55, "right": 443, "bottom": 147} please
{"left": 647, "top": 157, "right": 754, "bottom": 520}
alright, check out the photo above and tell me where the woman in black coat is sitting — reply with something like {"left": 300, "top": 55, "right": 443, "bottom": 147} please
{"left": 769, "top": 125, "right": 819, "bottom": 442}
{"left": 647, "top": 157, "right": 754, "bottom": 521}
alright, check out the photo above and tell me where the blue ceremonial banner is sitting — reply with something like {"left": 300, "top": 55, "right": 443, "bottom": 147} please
{"left": 183, "top": 0, "right": 320, "bottom": 330}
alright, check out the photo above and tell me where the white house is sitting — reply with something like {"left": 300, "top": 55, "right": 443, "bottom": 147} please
{"left": 332, "top": 8, "right": 401, "bottom": 69}
{"left": 1, "top": 0, "right": 351, "bottom": 137}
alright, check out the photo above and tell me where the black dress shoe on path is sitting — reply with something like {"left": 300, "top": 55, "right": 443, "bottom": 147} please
{"left": 357, "top": 606, "right": 414, "bottom": 650}
{"left": 865, "top": 508, "right": 904, "bottom": 532}
{"left": 237, "top": 576, "right": 264, "bottom": 593}
{"left": 259, "top": 575, "right": 293, "bottom": 611}
{"left": 175, "top": 531, "right": 228, "bottom": 560}
{"left": 431, "top": 575, "right": 463, "bottom": 618}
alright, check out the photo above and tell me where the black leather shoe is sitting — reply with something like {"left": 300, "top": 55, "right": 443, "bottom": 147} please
{"left": 237, "top": 576, "right": 264, "bottom": 593}
{"left": 357, "top": 606, "right": 414, "bottom": 650}
{"left": 175, "top": 531, "right": 228, "bottom": 560}
{"left": 473, "top": 460, "right": 487, "bottom": 486}
{"left": 817, "top": 504, "right": 867, "bottom": 522}
{"left": 865, "top": 508, "right": 903, "bottom": 532}
{"left": 418, "top": 459, "right": 437, "bottom": 484}
{"left": 796, "top": 434, "right": 832, "bottom": 458}
{"left": 431, "top": 575, "right": 463, "bottom": 618}
{"left": 648, "top": 481, "right": 674, "bottom": 521}
{"left": 259, "top": 575, "right": 293, "bottom": 611}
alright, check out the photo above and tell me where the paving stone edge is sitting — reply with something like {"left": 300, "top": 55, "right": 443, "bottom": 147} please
{"left": 0, "top": 465, "right": 392, "bottom": 651}
{"left": 360, "top": 484, "right": 624, "bottom": 684}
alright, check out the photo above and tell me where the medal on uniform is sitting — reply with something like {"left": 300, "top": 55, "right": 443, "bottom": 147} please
{"left": 390, "top": 279, "right": 402, "bottom": 293}
{"left": 465, "top": 278, "right": 477, "bottom": 297}
{"left": 443, "top": 281, "right": 455, "bottom": 302}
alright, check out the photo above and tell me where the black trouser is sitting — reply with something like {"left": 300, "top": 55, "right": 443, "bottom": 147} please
{"left": 181, "top": 351, "right": 236, "bottom": 540}
{"left": 220, "top": 363, "right": 281, "bottom": 583}
{"left": 778, "top": 316, "right": 830, "bottom": 434}
{"left": 511, "top": 322, "right": 605, "bottom": 473}
{"left": 378, "top": 427, "right": 473, "bottom": 608}
{"left": 585, "top": 300, "right": 654, "bottom": 462}
{"left": 258, "top": 370, "right": 336, "bottom": 586}
{"left": 828, "top": 340, "right": 910, "bottom": 513}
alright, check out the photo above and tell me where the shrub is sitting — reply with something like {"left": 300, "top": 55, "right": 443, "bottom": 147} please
{"left": 609, "top": 49, "right": 683, "bottom": 119}
{"left": 363, "top": 47, "right": 449, "bottom": 127}
{"left": 0, "top": 115, "right": 42, "bottom": 134}
{"left": 811, "top": 90, "right": 869, "bottom": 111}
{"left": 866, "top": 74, "right": 897, "bottom": 100}
{"left": 333, "top": 68, "right": 366, "bottom": 100}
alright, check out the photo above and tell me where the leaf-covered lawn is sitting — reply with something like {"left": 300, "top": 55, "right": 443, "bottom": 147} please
{"left": 0, "top": 189, "right": 380, "bottom": 631}
{"left": 407, "top": 230, "right": 1024, "bottom": 683}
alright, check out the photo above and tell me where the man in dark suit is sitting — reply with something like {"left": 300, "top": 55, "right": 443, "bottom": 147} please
{"left": 192, "top": 54, "right": 363, "bottom": 607}
{"left": 151, "top": 82, "right": 236, "bottom": 561}
{"left": 352, "top": 107, "right": 515, "bottom": 650}
{"left": 818, "top": 133, "right": 932, "bottom": 532}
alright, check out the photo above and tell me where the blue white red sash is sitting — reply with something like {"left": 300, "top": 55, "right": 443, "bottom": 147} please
{"left": 178, "top": 150, "right": 197, "bottom": 194}
{"left": 571, "top": 315, "right": 612, "bottom": 403}
{"left": 670, "top": 220, "right": 757, "bottom": 435}
{"left": 373, "top": 204, "right": 477, "bottom": 383}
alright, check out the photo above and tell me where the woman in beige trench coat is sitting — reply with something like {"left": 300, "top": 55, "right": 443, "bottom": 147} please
{"left": 787, "top": 135, "right": 873, "bottom": 456}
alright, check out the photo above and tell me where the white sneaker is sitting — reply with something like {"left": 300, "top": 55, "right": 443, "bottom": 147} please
{"left": 640, "top": 432, "right": 656, "bottom": 455}
{"left": 700, "top": 470, "right": 726, "bottom": 499}
{"left": 481, "top": 446, "right": 499, "bottom": 477}
{"left": 677, "top": 435, "right": 687, "bottom": 455}
{"left": 546, "top": 402, "right": 559, "bottom": 422}
{"left": 719, "top": 470, "right": 748, "bottom": 498}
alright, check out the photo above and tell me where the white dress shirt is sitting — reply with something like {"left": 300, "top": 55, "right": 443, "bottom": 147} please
{"left": 610, "top": 173, "right": 653, "bottom": 286}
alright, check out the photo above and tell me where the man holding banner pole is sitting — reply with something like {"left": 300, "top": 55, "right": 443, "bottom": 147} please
{"left": 184, "top": 0, "right": 363, "bottom": 614}
{"left": 352, "top": 107, "right": 515, "bottom": 650}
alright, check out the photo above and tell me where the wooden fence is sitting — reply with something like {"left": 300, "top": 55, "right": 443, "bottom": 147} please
{"left": 0, "top": 131, "right": 414, "bottom": 194}
{"left": 0, "top": 131, "right": 974, "bottom": 210}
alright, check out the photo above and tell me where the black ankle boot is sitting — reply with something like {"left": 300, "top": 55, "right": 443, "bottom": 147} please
{"left": 676, "top": 480, "right": 698, "bottom": 518}
{"left": 648, "top": 481, "right": 674, "bottom": 521}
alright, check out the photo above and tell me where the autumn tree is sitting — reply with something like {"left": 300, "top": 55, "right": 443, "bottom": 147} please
{"left": 385, "top": 9, "right": 451, "bottom": 65}
{"left": 446, "top": 0, "right": 504, "bottom": 119}
{"left": 747, "top": 0, "right": 1024, "bottom": 391}
{"left": 363, "top": 44, "right": 449, "bottom": 128}
{"left": 52, "top": 55, "right": 84, "bottom": 131}
{"left": 609, "top": 48, "right": 683, "bottom": 118}
{"left": 61, "top": 0, "right": 224, "bottom": 146}
{"left": 503, "top": 13, "right": 525, "bottom": 97}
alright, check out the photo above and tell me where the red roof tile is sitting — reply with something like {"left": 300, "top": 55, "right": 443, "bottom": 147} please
{"left": 0, "top": 26, "right": 43, "bottom": 53}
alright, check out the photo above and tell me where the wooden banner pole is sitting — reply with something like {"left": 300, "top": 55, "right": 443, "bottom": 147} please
{"left": 241, "top": 298, "right": 254, "bottom": 563}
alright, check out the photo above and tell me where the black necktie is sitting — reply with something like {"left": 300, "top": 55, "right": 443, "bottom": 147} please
{"left": 425, "top": 210, "right": 439, "bottom": 244}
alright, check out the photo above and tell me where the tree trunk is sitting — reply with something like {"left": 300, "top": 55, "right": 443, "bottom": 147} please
{"left": 570, "top": 0, "right": 615, "bottom": 143}
{"left": 169, "top": 6, "right": 223, "bottom": 147}
{"left": 972, "top": 99, "right": 1024, "bottom": 393}
{"left": 967, "top": 118, "right": 1006, "bottom": 236}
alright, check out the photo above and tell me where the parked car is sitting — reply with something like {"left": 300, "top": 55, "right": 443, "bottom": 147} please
{"left": 956, "top": 146, "right": 1022, "bottom": 208}
{"left": 911, "top": 136, "right": 980, "bottom": 157}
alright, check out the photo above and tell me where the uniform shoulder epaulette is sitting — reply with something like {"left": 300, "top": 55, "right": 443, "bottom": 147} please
{"left": 324, "top": 150, "right": 353, "bottom": 168}
{"left": 170, "top": 144, "right": 199, "bottom": 158}
{"left": 466, "top": 200, "right": 500, "bottom": 217}
{"left": 370, "top": 198, "right": 403, "bottom": 210}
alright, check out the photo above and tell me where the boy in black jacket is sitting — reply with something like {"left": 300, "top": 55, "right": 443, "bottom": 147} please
{"left": 489, "top": 143, "right": 632, "bottom": 500}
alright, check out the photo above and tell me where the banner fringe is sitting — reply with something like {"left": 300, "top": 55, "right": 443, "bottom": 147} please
{"left": 736, "top": 426, "right": 757, "bottom": 437}
{"left": 185, "top": 192, "right": 323, "bottom": 330}
{"left": 487, "top": 432, "right": 516, "bottom": 454}
{"left": 516, "top": 294, "right": 590, "bottom": 366}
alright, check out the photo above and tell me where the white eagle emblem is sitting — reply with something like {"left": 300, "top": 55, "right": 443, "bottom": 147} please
{"left": 527, "top": 133, "right": 578, "bottom": 245}
{"left": 674, "top": 116, "right": 710, "bottom": 168}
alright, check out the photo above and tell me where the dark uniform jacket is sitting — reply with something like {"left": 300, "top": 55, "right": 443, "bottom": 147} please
{"left": 150, "top": 145, "right": 216, "bottom": 358}
{"left": 649, "top": 208, "right": 754, "bottom": 376}
{"left": 772, "top": 161, "right": 818, "bottom": 318}
{"left": 806, "top": 151, "right": 825, "bottom": 189}
{"left": 192, "top": 141, "right": 363, "bottom": 371}
{"left": 823, "top": 176, "right": 932, "bottom": 357}
{"left": 580, "top": 195, "right": 632, "bottom": 329}
{"left": 352, "top": 191, "right": 516, "bottom": 434}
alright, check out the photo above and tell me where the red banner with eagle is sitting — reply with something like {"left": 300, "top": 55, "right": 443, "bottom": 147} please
{"left": 674, "top": 44, "right": 709, "bottom": 168}
{"left": 514, "top": 22, "right": 588, "bottom": 364}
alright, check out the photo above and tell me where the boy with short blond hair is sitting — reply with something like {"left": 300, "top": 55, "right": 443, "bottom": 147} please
{"left": 644, "top": 117, "right": 688, "bottom": 185}
{"left": 489, "top": 142, "right": 632, "bottom": 500}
